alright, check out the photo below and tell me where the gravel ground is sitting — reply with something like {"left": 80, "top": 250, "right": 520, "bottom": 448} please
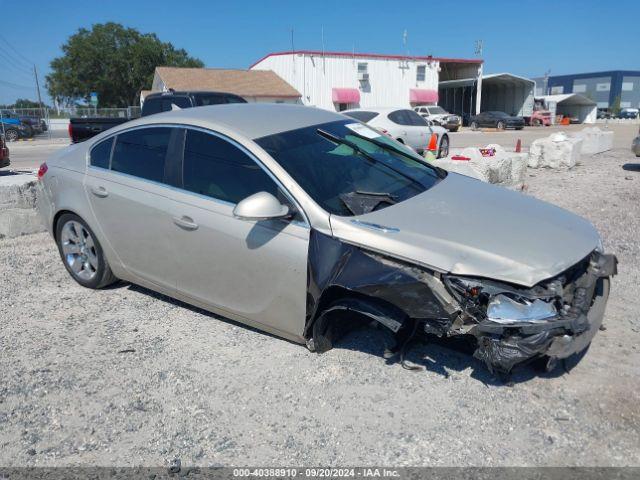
{"left": 1, "top": 141, "right": 639, "bottom": 467}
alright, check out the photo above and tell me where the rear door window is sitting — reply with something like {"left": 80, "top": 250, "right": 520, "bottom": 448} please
{"left": 112, "top": 128, "right": 172, "bottom": 183}
{"left": 182, "top": 129, "right": 279, "bottom": 204}
{"left": 90, "top": 137, "right": 114, "bottom": 169}
{"left": 406, "top": 110, "right": 428, "bottom": 126}
{"left": 388, "top": 110, "right": 412, "bottom": 125}
{"left": 343, "top": 111, "right": 379, "bottom": 123}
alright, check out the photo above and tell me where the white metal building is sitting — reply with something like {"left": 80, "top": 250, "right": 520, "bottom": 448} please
{"left": 250, "top": 50, "right": 482, "bottom": 112}
{"left": 537, "top": 94, "right": 597, "bottom": 124}
{"left": 439, "top": 73, "right": 535, "bottom": 119}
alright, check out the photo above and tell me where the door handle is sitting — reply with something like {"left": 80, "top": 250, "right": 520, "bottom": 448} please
{"left": 90, "top": 186, "right": 108, "bottom": 198}
{"left": 173, "top": 215, "right": 199, "bottom": 231}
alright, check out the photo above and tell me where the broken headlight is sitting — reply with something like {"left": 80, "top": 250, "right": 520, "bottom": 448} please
{"left": 443, "top": 275, "right": 562, "bottom": 325}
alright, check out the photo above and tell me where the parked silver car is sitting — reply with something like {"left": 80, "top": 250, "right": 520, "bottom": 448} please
{"left": 37, "top": 104, "right": 616, "bottom": 374}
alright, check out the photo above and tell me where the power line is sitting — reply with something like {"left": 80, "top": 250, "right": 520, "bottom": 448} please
{"left": 0, "top": 79, "right": 34, "bottom": 91}
{"left": 0, "top": 44, "right": 34, "bottom": 78}
{"left": 0, "top": 33, "right": 34, "bottom": 69}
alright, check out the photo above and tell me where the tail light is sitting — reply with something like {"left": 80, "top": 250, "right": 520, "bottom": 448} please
{"left": 68, "top": 122, "right": 73, "bottom": 140}
{"left": 37, "top": 162, "right": 48, "bottom": 180}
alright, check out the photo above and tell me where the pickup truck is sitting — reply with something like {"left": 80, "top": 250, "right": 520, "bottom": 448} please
{"left": 68, "top": 90, "right": 247, "bottom": 143}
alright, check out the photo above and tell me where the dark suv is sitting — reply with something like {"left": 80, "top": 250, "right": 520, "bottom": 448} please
{"left": 141, "top": 91, "right": 247, "bottom": 116}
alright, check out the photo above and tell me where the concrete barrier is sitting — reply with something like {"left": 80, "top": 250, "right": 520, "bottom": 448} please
{"left": 528, "top": 132, "right": 583, "bottom": 169}
{"left": 573, "top": 127, "right": 614, "bottom": 155}
{"left": 434, "top": 144, "right": 528, "bottom": 186}
{"left": 0, "top": 174, "right": 46, "bottom": 239}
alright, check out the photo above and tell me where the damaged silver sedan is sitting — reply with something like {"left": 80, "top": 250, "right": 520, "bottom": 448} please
{"left": 36, "top": 104, "right": 617, "bottom": 374}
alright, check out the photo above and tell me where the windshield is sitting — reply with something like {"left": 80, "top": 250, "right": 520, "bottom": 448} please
{"left": 255, "top": 120, "right": 443, "bottom": 216}
{"left": 429, "top": 107, "right": 447, "bottom": 115}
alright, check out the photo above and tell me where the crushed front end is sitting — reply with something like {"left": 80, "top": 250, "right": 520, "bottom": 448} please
{"left": 306, "top": 230, "right": 617, "bottom": 374}
{"left": 443, "top": 251, "right": 617, "bottom": 373}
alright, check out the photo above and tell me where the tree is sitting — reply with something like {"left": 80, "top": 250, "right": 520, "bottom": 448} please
{"left": 46, "top": 23, "right": 203, "bottom": 107}
{"left": 610, "top": 95, "right": 621, "bottom": 115}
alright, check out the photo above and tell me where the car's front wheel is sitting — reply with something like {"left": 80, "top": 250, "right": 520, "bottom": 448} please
{"left": 496, "top": 121, "right": 505, "bottom": 130}
{"left": 55, "top": 213, "right": 117, "bottom": 289}
{"left": 470, "top": 121, "right": 478, "bottom": 131}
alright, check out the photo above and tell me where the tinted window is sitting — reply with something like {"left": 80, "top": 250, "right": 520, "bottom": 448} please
{"left": 194, "top": 93, "right": 247, "bottom": 106}
{"left": 405, "top": 110, "right": 428, "bottom": 126}
{"left": 183, "top": 130, "right": 278, "bottom": 204}
{"left": 112, "top": 128, "right": 172, "bottom": 183}
{"left": 388, "top": 110, "right": 410, "bottom": 125}
{"left": 90, "top": 137, "right": 113, "bottom": 169}
{"left": 255, "top": 120, "right": 442, "bottom": 216}
{"left": 141, "top": 97, "right": 162, "bottom": 116}
{"left": 343, "top": 111, "right": 379, "bottom": 123}
{"left": 164, "top": 96, "right": 191, "bottom": 111}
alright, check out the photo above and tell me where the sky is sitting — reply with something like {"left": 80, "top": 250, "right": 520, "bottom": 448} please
{"left": 0, "top": 0, "right": 638, "bottom": 105}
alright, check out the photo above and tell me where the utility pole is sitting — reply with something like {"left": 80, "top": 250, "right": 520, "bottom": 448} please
{"left": 33, "top": 65, "right": 50, "bottom": 139}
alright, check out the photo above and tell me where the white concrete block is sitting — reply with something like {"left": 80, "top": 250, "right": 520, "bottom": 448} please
{"left": 0, "top": 173, "right": 45, "bottom": 238}
{"left": 528, "top": 133, "right": 583, "bottom": 169}
{"left": 434, "top": 144, "right": 527, "bottom": 185}
{"left": 572, "top": 127, "right": 614, "bottom": 155}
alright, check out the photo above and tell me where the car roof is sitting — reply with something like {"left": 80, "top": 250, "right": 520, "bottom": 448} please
{"left": 145, "top": 90, "right": 242, "bottom": 98}
{"left": 344, "top": 107, "right": 413, "bottom": 114}
{"left": 116, "top": 103, "right": 347, "bottom": 140}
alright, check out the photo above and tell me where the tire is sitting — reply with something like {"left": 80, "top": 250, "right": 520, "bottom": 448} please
{"left": 438, "top": 135, "right": 449, "bottom": 158}
{"left": 449, "top": 126, "right": 460, "bottom": 132}
{"left": 4, "top": 128, "right": 19, "bottom": 142}
{"left": 55, "top": 213, "right": 117, "bottom": 289}
{"left": 515, "top": 126, "right": 524, "bottom": 130}
{"left": 23, "top": 124, "right": 34, "bottom": 137}
{"left": 470, "top": 121, "right": 478, "bottom": 131}
{"left": 496, "top": 121, "right": 505, "bottom": 130}
{"left": 533, "top": 119, "right": 541, "bottom": 126}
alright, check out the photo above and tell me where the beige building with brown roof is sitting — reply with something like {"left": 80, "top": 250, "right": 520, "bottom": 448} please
{"left": 145, "top": 67, "right": 301, "bottom": 104}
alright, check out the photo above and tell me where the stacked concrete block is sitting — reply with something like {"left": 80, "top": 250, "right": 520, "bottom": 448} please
{"left": 528, "top": 132, "right": 583, "bottom": 169}
{"left": 0, "top": 174, "right": 46, "bottom": 239}
{"left": 434, "top": 144, "right": 528, "bottom": 186}
{"left": 573, "top": 127, "right": 614, "bottom": 155}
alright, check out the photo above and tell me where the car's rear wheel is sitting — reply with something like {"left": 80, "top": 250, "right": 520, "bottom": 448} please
{"left": 533, "top": 118, "right": 541, "bottom": 126}
{"left": 470, "top": 121, "right": 478, "bottom": 131}
{"left": 496, "top": 121, "right": 505, "bottom": 130}
{"left": 438, "top": 135, "right": 449, "bottom": 158}
{"left": 55, "top": 213, "right": 117, "bottom": 289}
{"left": 4, "top": 128, "right": 19, "bottom": 142}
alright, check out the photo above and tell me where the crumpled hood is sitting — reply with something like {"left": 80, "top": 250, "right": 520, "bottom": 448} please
{"left": 329, "top": 173, "right": 600, "bottom": 287}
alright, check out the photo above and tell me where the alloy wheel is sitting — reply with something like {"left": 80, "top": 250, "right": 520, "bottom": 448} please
{"left": 60, "top": 220, "right": 99, "bottom": 281}
{"left": 4, "top": 129, "right": 19, "bottom": 142}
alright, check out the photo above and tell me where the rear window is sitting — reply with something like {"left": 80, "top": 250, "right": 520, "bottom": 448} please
{"left": 112, "top": 128, "right": 172, "bottom": 183}
{"left": 193, "top": 94, "right": 247, "bottom": 106}
{"left": 343, "top": 111, "right": 379, "bottom": 123}
{"left": 90, "top": 137, "right": 113, "bottom": 169}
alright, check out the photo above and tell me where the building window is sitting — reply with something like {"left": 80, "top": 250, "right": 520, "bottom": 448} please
{"left": 357, "top": 62, "right": 368, "bottom": 82}
{"left": 573, "top": 83, "right": 586, "bottom": 93}
{"left": 550, "top": 86, "right": 564, "bottom": 94}
{"left": 416, "top": 65, "right": 426, "bottom": 82}
{"left": 622, "top": 82, "right": 634, "bottom": 91}
{"left": 596, "top": 82, "right": 610, "bottom": 91}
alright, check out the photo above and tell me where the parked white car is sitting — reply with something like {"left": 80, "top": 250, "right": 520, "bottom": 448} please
{"left": 343, "top": 108, "right": 449, "bottom": 158}
{"left": 414, "top": 105, "right": 462, "bottom": 132}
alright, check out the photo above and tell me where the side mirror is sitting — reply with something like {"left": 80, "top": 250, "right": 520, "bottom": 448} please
{"left": 233, "top": 191, "right": 290, "bottom": 221}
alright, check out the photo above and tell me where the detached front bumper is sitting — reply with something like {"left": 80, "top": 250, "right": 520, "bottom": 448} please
{"left": 473, "top": 253, "right": 617, "bottom": 373}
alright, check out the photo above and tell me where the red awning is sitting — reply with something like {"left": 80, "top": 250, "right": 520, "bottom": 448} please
{"left": 410, "top": 89, "right": 438, "bottom": 104}
{"left": 332, "top": 88, "right": 360, "bottom": 104}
